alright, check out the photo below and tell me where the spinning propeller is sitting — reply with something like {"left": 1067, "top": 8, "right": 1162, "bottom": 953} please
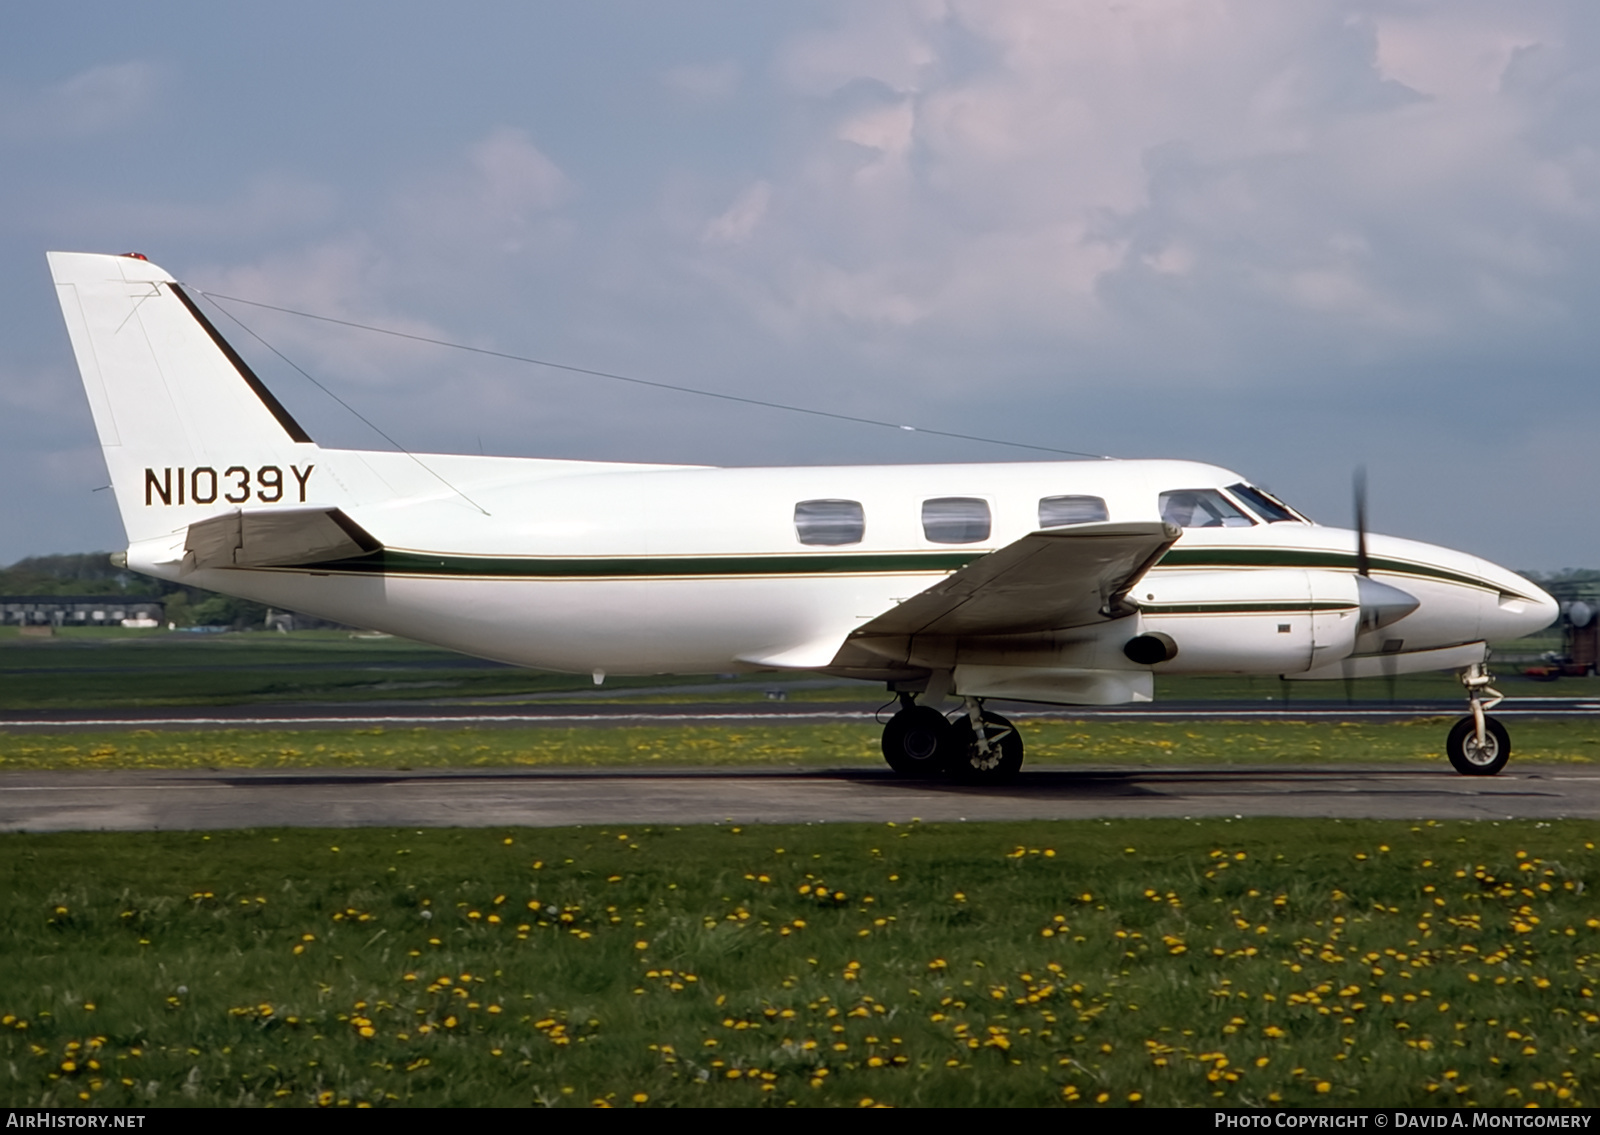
{"left": 1354, "top": 466, "right": 1369, "bottom": 578}
{"left": 1351, "top": 467, "right": 1420, "bottom": 633}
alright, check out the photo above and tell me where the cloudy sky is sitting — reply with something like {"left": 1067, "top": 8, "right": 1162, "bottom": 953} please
{"left": 4, "top": 1, "right": 1598, "bottom": 571}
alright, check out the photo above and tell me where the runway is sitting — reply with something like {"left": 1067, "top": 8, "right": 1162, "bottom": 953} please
{"left": 3, "top": 764, "right": 1597, "bottom": 832}
{"left": 3, "top": 696, "right": 1598, "bottom": 732}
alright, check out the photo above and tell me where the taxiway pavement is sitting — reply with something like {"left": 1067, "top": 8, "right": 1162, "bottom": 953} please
{"left": 3, "top": 764, "right": 1597, "bottom": 833}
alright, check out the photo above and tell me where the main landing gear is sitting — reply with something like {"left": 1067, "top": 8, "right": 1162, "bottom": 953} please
{"left": 881, "top": 693, "right": 1024, "bottom": 783}
{"left": 1446, "top": 662, "right": 1509, "bottom": 776}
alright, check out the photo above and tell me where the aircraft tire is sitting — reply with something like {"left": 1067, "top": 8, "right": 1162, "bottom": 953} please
{"left": 1446, "top": 715, "right": 1510, "bottom": 776}
{"left": 945, "top": 711, "right": 1024, "bottom": 784}
{"left": 881, "top": 707, "right": 954, "bottom": 776}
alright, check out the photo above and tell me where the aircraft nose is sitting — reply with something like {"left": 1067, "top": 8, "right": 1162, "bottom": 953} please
{"left": 1487, "top": 574, "right": 1559, "bottom": 640}
{"left": 1524, "top": 584, "right": 1560, "bottom": 636}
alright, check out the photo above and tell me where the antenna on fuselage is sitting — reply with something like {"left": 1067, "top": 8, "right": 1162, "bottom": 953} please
{"left": 197, "top": 290, "right": 1115, "bottom": 461}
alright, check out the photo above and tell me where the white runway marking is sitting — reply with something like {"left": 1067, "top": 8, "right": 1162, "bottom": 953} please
{"left": 2, "top": 703, "right": 1596, "bottom": 731}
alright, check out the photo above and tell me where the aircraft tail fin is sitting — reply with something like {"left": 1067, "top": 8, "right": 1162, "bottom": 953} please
{"left": 48, "top": 251, "right": 329, "bottom": 545}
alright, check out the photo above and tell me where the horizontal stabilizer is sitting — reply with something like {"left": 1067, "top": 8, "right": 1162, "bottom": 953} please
{"left": 853, "top": 520, "right": 1180, "bottom": 639}
{"left": 184, "top": 507, "right": 380, "bottom": 570}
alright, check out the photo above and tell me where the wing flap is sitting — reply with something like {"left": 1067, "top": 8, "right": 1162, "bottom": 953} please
{"left": 852, "top": 520, "right": 1180, "bottom": 639}
{"left": 185, "top": 507, "right": 381, "bottom": 569}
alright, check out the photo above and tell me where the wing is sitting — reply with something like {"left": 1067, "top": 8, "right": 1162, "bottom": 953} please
{"left": 184, "top": 507, "right": 381, "bottom": 570}
{"left": 851, "top": 520, "right": 1180, "bottom": 639}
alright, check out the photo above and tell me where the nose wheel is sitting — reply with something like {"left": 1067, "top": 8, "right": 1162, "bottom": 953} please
{"left": 880, "top": 693, "right": 1025, "bottom": 782}
{"left": 1447, "top": 663, "right": 1510, "bottom": 776}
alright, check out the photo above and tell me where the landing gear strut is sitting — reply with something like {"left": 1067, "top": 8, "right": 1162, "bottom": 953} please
{"left": 947, "top": 698, "right": 1024, "bottom": 783}
{"left": 1446, "top": 662, "right": 1509, "bottom": 776}
{"left": 880, "top": 693, "right": 1025, "bottom": 783}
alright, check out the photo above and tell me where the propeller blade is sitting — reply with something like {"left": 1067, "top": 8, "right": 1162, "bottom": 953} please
{"left": 1353, "top": 466, "right": 1370, "bottom": 578}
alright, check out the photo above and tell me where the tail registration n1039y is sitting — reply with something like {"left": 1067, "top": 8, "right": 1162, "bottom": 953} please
{"left": 47, "top": 251, "right": 1557, "bottom": 781}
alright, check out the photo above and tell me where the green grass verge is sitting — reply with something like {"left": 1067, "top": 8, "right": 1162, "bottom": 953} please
{"left": 1154, "top": 670, "right": 1600, "bottom": 702}
{"left": 3, "top": 718, "right": 1599, "bottom": 772}
{"left": 2, "top": 819, "right": 1595, "bottom": 1108}
{"left": 0, "top": 631, "right": 659, "bottom": 710}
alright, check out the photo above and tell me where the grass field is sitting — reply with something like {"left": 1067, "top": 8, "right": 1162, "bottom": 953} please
{"left": 2, "top": 818, "right": 1595, "bottom": 1108}
{"left": 0, "top": 629, "right": 656, "bottom": 709}
{"left": 6, "top": 628, "right": 1596, "bottom": 1107}
{"left": 3, "top": 718, "right": 1598, "bottom": 773}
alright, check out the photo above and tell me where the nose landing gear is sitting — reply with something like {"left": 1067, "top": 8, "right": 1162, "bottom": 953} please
{"left": 880, "top": 693, "right": 1025, "bottom": 783}
{"left": 1446, "top": 662, "right": 1509, "bottom": 776}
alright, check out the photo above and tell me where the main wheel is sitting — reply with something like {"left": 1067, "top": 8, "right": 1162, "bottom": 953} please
{"left": 881, "top": 706, "right": 953, "bottom": 776}
{"left": 945, "top": 711, "right": 1024, "bottom": 783}
{"left": 1446, "top": 715, "right": 1510, "bottom": 776}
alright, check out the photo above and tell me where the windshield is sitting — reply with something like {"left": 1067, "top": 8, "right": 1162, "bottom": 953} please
{"left": 1227, "top": 483, "right": 1308, "bottom": 524}
{"left": 1159, "top": 489, "right": 1254, "bottom": 528}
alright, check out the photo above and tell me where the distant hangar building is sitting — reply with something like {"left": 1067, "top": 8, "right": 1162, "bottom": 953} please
{"left": 2, "top": 595, "right": 165, "bottom": 628}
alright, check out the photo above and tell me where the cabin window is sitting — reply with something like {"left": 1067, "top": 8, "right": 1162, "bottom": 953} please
{"left": 922, "top": 497, "right": 991, "bottom": 544}
{"left": 1159, "top": 488, "right": 1254, "bottom": 528}
{"left": 1038, "top": 494, "right": 1109, "bottom": 528}
{"left": 1227, "top": 482, "right": 1305, "bottom": 524}
{"left": 794, "top": 499, "right": 865, "bottom": 546}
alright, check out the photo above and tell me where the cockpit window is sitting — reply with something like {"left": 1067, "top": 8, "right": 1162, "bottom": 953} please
{"left": 1159, "top": 489, "right": 1254, "bottom": 528}
{"left": 794, "top": 499, "right": 865, "bottom": 546}
{"left": 1227, "top": 483, "right": 1305, "bottom": 524}
{"left": 1038, "top": 495, "right": 1109, "bottom": 528}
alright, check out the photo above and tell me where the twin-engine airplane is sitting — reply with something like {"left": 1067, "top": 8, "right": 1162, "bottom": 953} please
{"left": 48, "top": 251, "right": 1557, "bottom": 781}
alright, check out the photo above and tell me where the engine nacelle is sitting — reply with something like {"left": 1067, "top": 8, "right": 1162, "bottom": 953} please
{"left": 1132, "top": 569, "right": 1362, "bottom": 674}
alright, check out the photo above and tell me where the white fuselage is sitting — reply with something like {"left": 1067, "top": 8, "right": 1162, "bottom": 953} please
{"left": 43, "top": 251, "right": 1555, "bottom": 707}
{"left": 49, "top": 249, "right": 1556, "bottom": 710}
{"left": 124, "top": 451, "right": 1554, "bottom": 698}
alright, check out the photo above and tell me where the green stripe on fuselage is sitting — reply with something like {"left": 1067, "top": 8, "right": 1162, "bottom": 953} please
{"left": 1140, "top": 601, "right": 1358, "bottom": 615}
{"left": 281, "top": 544, "right": 1511, "bottom": 594}
{"left": 1153, "top": 547, "right": 1506, "bottom": 594}
{"left": 296, "top": 548, "right": 982, "bottom": 579}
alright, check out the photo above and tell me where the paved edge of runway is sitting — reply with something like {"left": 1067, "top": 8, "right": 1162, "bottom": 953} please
{"left": 5, "top": 761, "right": 1597, "bottom": 787}
{"left": 4, "top": 763, "right": 1599, "bottom": 833}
